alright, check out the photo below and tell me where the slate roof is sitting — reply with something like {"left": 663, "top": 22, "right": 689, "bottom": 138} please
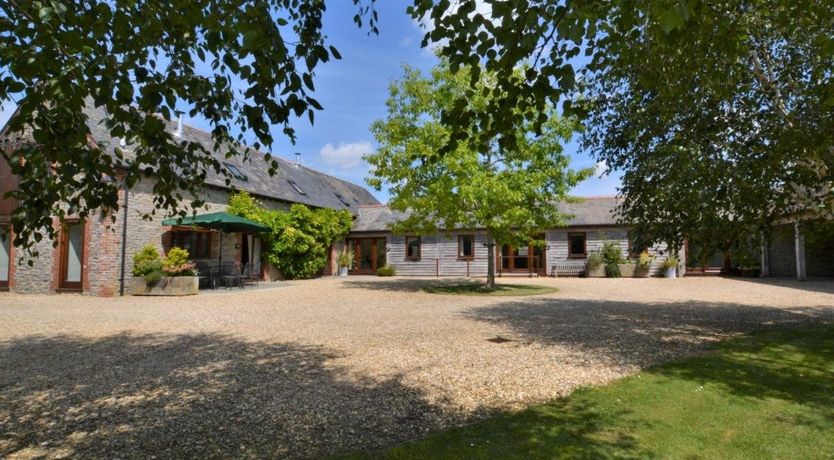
{"left": 350, "top": 197, "right": 622, "bottom": 232}
{"left": 81, "top": 102, "right": 379, "bottom": 212}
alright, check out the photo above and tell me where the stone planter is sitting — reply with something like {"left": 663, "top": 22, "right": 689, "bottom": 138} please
{"left": 664, "top": 267, "right": 677, "bottom": 279}
{"left": 585, "top": 265, "right": 605, "bottom": 277}
{"left": 130, "top": 276, "right": 199, "bottom": 296}
{"left": 618, "top": 264, "right": 636, "bottom": 277}
{"left": 634, "top": 265, "right": 651, "bottom": 278}
{"left": 338, "top": 267, "right": 349, "bottom": 277}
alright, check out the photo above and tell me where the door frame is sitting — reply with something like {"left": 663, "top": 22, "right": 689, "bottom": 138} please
{"left": 0, "top": 223, "right": 10, "bottom": 289}
{"left": 498, "top": 237, "right": 547, "bottom": 275}
{"left": 58, "top": 220, "right": 84, "bottom": 291}
{"left": 347, "top": 237, "right": 385, "bottom": 274}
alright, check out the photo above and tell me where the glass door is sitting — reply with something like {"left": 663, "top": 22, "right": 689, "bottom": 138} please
{"left": 0, "top": 225, "right": 10, "bottom": 289}
{"left": 349, "top": 238, "right": 387, "bottom": 274}
{"left": 59, "top": 222, "right": 84, "bottom": 290}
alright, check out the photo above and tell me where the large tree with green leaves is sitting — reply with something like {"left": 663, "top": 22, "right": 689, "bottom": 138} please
{"left": 410, "top": 0, "right": 834, "bottom": 247}
{"left": 0, "top": 0, "right": 376, "bottom": 251}
{"left": 366, "top": 62, "right": 590, "bottom": 288}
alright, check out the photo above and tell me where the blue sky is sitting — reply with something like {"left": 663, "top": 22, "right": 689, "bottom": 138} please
{"left": 0, "top": 1, "right": 620, "bottom": 203}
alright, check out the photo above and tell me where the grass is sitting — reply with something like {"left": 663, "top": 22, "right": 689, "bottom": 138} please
{"left": 422, "top": 283, "right": 558, "bottom": 297}
{"left": 344, "top": 324, "right": 834, "bottom": 459}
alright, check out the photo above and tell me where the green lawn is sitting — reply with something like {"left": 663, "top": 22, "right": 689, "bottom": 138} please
{"left": 346, "top": 324, "right": 834, "bottom": 459}
{"left": 422, "top": 283, "right": 558, "bottom": 296}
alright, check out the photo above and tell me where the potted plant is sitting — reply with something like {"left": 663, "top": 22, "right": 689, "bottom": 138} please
{"left": 662, "top": 256, "right": 678, "bottom": 278}
{"left": 377, "top": 265, "right": 396, "bottom": 277}
{"left": 585, "top": 251, "right": 605, "bottom": 277}
{"left": 336, "top": 247, "right": 354, "bottom": 276}
{"left": 131, "top": 245, "right": 198, "bottom": 295}
{"left": 634, "top": 251, "right": 653, "bottom": 278}
{"left": 601, "top": 241, "right": 631, "bottom": 277}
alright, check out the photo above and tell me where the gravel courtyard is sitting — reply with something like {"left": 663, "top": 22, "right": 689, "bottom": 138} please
{"left": 1, "top": 277, "right": 833, "bottom": 458}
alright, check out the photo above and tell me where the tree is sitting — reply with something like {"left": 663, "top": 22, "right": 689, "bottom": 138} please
{"left": 366, "top": 62, "right": 590, "bottom": 288}
{"left": 410, "top": 0, "right": 834, "bottom": 244}
{"left": 0, "top": 0, "right": 376, "bottom": 252}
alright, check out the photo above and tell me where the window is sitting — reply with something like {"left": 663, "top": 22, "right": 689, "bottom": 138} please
{"left": 287, "top": 179, "right": 306, "bottom": 195}
{"left": 628, "top": 230, "right": 650, "bottom": 257}
{"left": 334, "top": 193, "right": 351, "bottom": 207}
{"left": 222, "top": 162, "right": 248, "bottom": 181}
{"left": 458, "top": 234, "right": 474, "bottom": 259}
{"left": 405, "top": 236, "right": 421, "bottom": 260}
{"left": 170, "top": 230, "right": 211, "bottom": 258}
{"left": 568, "top": 232, "right": 587, "bottom": 258}
{"left": 0, "top": 225, "right": 10, "bottom": 289}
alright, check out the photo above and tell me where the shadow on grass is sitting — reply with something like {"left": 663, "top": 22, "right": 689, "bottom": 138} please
{"left": 343, "top": 278, "right": 487, "bottom": 293}
{"left": 0, "top": 333, "right": 445, "bottom": 459}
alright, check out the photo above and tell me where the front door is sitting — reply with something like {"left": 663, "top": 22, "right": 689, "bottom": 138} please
{"left": 0, "top": 225, "right": 10, "bottom": 289}
{"left": 59, "top": 221, "right": 84, "bottom": 290}
{"left": 349, "top": 237, "right": 386, "bottom": 274}
{"left": 499, "top": 237, "right": 546, "bottom": 275}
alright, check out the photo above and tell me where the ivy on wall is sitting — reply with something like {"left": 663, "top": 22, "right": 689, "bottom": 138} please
{"left": 228, "top": 192, "right": 353, "bottom": 279}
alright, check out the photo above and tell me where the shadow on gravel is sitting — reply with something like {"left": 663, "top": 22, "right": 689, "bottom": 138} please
{"left": 463, "top": 298, "right": 834, "bottom": 368}
{"left": 724, "top": 277, "right": 834, "bottom": 295}
{"left": 0, "top": 333, "right": 445, "bottom": 459}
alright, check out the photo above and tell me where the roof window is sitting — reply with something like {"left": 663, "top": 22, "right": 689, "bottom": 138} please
{"left": 288, "top": 179, "right": 306, "bottom": 195}
{"left": 334, "top": 193, "right": 351, "bottom": 207}
{"left": 222, "top": 162, "right": 248, "bottom": 181}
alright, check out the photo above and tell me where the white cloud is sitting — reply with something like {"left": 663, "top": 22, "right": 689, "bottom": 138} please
{"left": 319, "top": 141, "right": 374, "bottom": 170}
{"left": 593, "top": 160, "right": 609, "bottom": 177}
{"left": 412, "top": 0, "right": 492, "bottom": 56}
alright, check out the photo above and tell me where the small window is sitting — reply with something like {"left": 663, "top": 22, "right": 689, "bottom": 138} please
{"left": 288, "top": 179, "right": 306, "bottom": 195}
{"left": 170, "top": 230, "right": 211, "bottom": 259}
{"left": 405, "top": 236, "right": 421, "bottom": 260}
{"left": 568, "top": 232, "right": 587, "bottom": 258}
{"left": 628, "top": 230, "right": 649, "bottom": 257}
{"left": 458, "top": 234, "right": 474, "bottom": 259}
{"left": 334, "top": 193, "right": 351, "bottom": 207}
{"left": 222, "top": 162, "right": 248, "bottom": 181}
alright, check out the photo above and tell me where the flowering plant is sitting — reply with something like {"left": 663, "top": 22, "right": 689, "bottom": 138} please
{"left": 162, "top": 262, "right": 196, "bottom": 277}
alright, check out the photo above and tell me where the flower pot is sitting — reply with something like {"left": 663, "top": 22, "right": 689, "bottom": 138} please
{"left": 634, "top": 266, "right": 651, "bottom": 278}
{"left": 130, "top": 276, "right": 198, "bottom": 296}
{"left": 618, "top": 264, "right": 636, "bottom": 277}
{"left": 585, "top": 265, "right": 605, "bottom": 278}
{"left": 338, "top": 267, "right": 349, "bottom": 277}
{"left": 664, "top": 267, "right": 677, "bottom": 279}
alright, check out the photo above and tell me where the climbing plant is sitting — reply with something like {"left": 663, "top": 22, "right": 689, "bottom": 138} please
{"left": 228, "top": 192, "right": 352, "bottom": 279}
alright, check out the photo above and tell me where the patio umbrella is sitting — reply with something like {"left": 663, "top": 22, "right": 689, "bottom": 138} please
{"left": 162, "top": 212, "right": 270, "bottom": 266}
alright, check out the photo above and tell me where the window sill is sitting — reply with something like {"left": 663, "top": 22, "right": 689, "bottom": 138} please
{"left": 405, "top": 258, "right": 421, "bottom": 262}
{"left": 457, "top": 257, "right": 474, "bottom": 261}
{"left": 568, "top": 255, "right": 587, "bottom": 259}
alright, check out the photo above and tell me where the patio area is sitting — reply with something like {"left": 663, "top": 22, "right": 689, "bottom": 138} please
{"left": 1, "top": 277, "right": 833, "bottom": 458}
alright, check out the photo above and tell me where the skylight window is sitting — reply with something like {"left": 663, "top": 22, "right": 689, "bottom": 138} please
{"left": 222, "top": 162, "right": 248, "bottom": 181}
{"left": 334, "top": 193, "right": 351, "bottom": 207}
{"left": 288, "top": 180, "right": 306, "bottom": 195}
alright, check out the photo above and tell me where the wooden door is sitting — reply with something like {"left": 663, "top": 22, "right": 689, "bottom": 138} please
{"left": 349, "top": 238, "right": 386, "bottom": 274}
{"left": 59, "top": 221, "right": 84, "bottom": 291}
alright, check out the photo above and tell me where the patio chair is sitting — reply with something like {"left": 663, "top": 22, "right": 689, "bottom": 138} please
{"left": 220, "top": 262, "right": 244, "bottom": 289}
{"left": 195, "top": 261, "right": 217, "bottom": 289}
{"left": 243, "top": 262, "right": 261, "bottom": 287}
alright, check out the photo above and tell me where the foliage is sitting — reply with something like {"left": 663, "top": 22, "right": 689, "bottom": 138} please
{"left": 132, "top": 244, "right": 161, "bottom": 277}
{"left": 585, "top": 252, "right": 603, "bottom": 271}
{"left": 336, "top": 247, "right": 355, "bottom": 270}
{"left": 599, "top": 241, "right": 625, "bottom": 266}
{"left": 360, "top": 325, "right": 834, "bottom": 459}
{"left": 410, "top": 1, "right": 834, "bottom": 250}
{"left": 228, "top": 192, "right": 352, "bottom": 279}
{"left": 662, "top": 256, "right": 679, "bottom": 270}
{"left": 366, "top": 61, "right": 591, "bottom": 288}
{"left": 604, "top": 263, "right": 621, "bottom": 278}
{"left": 376, "top": 265, "right": 396, "bottom": 277}
{"left": 636, "top": 251, "right": 653, "bottom": 270}
{"left": 0, "top": 0, "right": 378, "bottom": 253}
{"left": 143, "top": 269, "right": 164, "bottom": 287}
{"left": 162, "top": 247, "right": 196, "bottom": 277}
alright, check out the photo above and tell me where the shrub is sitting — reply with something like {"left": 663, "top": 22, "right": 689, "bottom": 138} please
{"left": 162, "top": 247, "right": 196, "bottom": 276}
{"left": 662, "top": 256, "right": 679, "bottom": 270}
{"left": 144, "top": 269, "right": 164, "bottom": 287}
{"left": 377, "top": 265, "right": 396, "bottom": 276}
{"left": 600, "top": 241, "right": 625, "bottom": 265}
{"left": 605, "top": 263, "right": 621, "bottom": 278}
{"left": 586, "top": 252, "right": 604, "bottom": 271}
{"left": 637, "top": 251, "right": 653, "bottom": 269}
{"left": 132, "top": 244, "right": 161, "bottom": 276}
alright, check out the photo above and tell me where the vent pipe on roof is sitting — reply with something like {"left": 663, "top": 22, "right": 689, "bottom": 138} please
{"left": 295, "top": 152, "right": 301, "bottom": 167}
{"left": 174, "top": 115, "right": 183, "bottom": 138}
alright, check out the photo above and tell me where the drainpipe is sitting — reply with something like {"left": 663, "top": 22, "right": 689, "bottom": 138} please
{"left": 118, "top": 183, "right": 129, "bottom": 296}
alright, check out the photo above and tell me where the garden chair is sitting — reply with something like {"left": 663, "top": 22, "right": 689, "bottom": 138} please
{"left": 220, "top": 262, "right": 244, "bottom": 289}
{"left": 243, "top": 262, "right": 261, "bottom": 287}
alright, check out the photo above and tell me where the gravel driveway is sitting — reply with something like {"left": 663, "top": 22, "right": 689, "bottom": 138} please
{"left": 1, "top": 277, "right": 833, "bottom": 458}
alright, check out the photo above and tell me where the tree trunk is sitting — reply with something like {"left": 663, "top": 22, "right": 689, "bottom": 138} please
{"left": 486, "top": 233, "right": 496, "bottom": 289}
